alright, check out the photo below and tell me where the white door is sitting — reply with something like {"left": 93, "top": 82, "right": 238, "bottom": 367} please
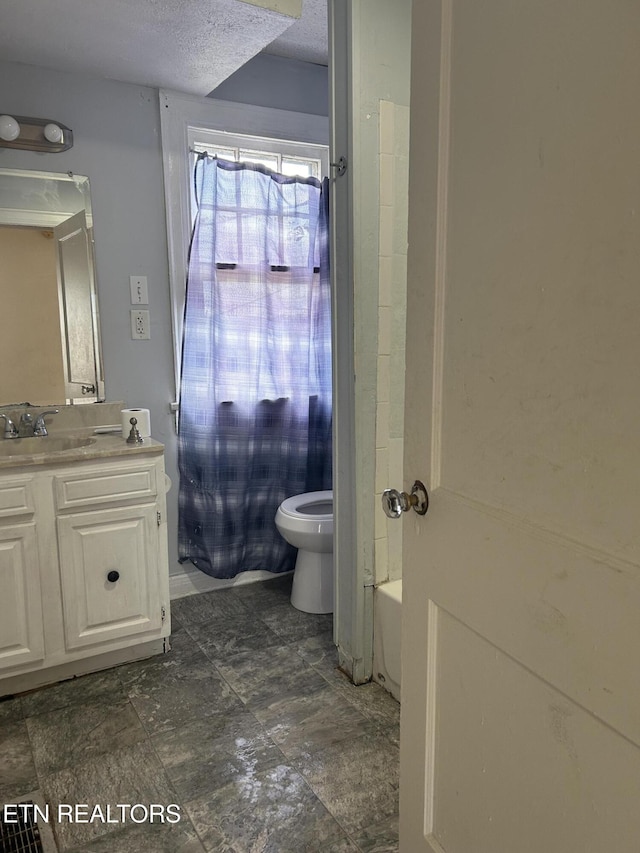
{"left": 400, "top": 2, "right": 640, "bottom": 851}
{"left": 54, "top": 209, "right": 100, "bottom": 401}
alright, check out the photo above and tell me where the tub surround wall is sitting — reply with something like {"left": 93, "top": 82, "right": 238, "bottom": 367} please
{"left": 374, "top": 100, "right": 410, "bottom": 586}
{"left": 371, "top": 99, "right": 410, "bottom": 701}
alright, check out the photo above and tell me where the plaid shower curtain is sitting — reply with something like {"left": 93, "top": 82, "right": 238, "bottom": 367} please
{"left": 178, "top": 156, "right": 332, "bottom": 579}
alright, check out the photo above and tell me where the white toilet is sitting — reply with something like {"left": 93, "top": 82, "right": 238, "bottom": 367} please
{"left": 274, "top": 490, "right": 333, "bottom": 614}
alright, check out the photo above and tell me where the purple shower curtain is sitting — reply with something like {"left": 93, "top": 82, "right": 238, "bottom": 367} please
{"left": 178, "top": 156, "right": 332, "bottom": 579}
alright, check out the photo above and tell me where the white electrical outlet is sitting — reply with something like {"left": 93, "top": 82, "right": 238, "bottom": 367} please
{"left": 130, "top": 275, "right": 149, "bottom": 305}
{"left": 130, "top": 309, "right": 150, "bottom": 340}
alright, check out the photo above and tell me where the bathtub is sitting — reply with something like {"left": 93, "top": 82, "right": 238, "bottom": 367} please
{"left": 372, "top": 579, "right": 402, "bottom": 701}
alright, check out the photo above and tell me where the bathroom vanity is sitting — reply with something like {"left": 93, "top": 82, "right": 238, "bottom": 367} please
{"left": 0, "top": 405, "right": 171, "bottom": 697}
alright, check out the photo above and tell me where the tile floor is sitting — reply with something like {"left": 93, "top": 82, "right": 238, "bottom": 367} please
{"left": 0, "top": 574, "right": 400, "bottom": 853}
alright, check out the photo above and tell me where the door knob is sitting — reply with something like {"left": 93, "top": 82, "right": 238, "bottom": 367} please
{"left": 382, "top": 480, "right": 429, "bottom": 519}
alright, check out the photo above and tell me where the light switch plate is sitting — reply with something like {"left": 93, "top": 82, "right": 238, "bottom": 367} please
{"left": 130, "top": 275, "right": 149, "bottom": 305}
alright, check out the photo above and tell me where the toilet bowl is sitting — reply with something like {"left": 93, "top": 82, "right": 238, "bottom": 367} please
{"left": 274, "top": 490, "right": 333, "bottom": 614}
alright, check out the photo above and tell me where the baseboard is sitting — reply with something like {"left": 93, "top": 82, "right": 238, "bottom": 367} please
{"left": 169, "top": 565, "right": 293, "bottom": 600}
{"left": 1, "top": 638, "right": 166, "bottom": 698}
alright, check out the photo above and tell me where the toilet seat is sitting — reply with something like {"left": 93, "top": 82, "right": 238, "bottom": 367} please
{"left": 278, "top": 490, "right": 333, "bottom": 520}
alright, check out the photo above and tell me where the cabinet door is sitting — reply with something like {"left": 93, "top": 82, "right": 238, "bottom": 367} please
{"left": 0, "top": 522, "right": 44, "bottom": 670}
{"left": 57, "top": 504, "right": 164, "bottom": 651}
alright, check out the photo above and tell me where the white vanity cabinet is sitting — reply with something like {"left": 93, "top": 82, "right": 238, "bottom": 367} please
{"left": 0, "top": 449, "right": 170, "bottom": 696}
{"left": 0, "top": 475, "right": 45, "bottom": 671}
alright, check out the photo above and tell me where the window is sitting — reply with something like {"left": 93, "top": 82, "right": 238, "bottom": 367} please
{"left": 159, "top": 91, "right": 329, "bottom": 403}
{"left": 188, "top": 128, "right": 326, "bottom": 227}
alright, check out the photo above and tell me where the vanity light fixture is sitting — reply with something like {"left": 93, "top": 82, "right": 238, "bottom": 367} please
{"left": 0, "top": 114, "right": 73, "bottom": 152}
{"left": 43, "top": 123, "right": 64, "bottom": 144}
{"left": 0, "top": 114, "right": 20, "bottom": 141}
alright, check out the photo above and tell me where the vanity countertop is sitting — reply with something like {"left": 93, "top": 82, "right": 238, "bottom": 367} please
{"left": 0, "top": 428, "right": 164, "bottom": 470}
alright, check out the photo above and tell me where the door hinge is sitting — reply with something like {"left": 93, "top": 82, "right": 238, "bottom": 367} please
{"left": 161, "top": 605, "right": 167, "bottom": 623}
{"left": 157, "top": 511, "right": 162, "bottom": 526}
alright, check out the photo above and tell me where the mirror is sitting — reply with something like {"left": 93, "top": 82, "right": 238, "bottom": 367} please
{"left": 0, "top": 168, "right": 104, "bottom": 406}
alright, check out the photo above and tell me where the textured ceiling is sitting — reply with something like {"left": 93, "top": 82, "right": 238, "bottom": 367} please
{"left": 263, "top": 0, "right": 328, "bottom": 65}
{"left": 0, "top": 0, "right": 317, "bottom": 95}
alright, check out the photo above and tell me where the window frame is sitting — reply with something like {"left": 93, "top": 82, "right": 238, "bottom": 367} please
{"left": 189, "top": 128, "right": 325, "bottom": 174}
{"left": 159, "top": 90, "right": 329, "bottom": 401}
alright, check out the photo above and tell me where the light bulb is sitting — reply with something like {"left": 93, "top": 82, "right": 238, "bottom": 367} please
{"left": 43, "top": 123, "right": 63, "bottom": 144}
{"left": 0, "top": 115, "right": 20, "bottom": 142}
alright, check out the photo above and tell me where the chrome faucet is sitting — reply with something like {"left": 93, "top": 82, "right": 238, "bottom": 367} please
{"left": 0, "top": 414, "right": 18, "bottom": 439}
{"left": 33, "top": 410, "right": 59, "bottom": 437}
{"left": 12, "top": 409, "right": 60, "bottom": 437}
{"left": 19, "top": 411, "right": 33, "bottom": 435}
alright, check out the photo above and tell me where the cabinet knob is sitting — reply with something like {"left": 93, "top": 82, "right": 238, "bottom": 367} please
{"left": 107, "top": 570, "right": 120, "bottom": 583}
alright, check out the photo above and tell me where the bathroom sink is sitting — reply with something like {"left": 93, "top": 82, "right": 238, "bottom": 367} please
{"left": 0, "top": 436, "right": 97, "bottom": 457}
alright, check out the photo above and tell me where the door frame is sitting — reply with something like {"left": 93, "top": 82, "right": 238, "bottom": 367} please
{"left": 159, "top": 10, "right": 377, "bottom": 680}
{"left": 328, "top": 0, "right": 372, "bottom": 683}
